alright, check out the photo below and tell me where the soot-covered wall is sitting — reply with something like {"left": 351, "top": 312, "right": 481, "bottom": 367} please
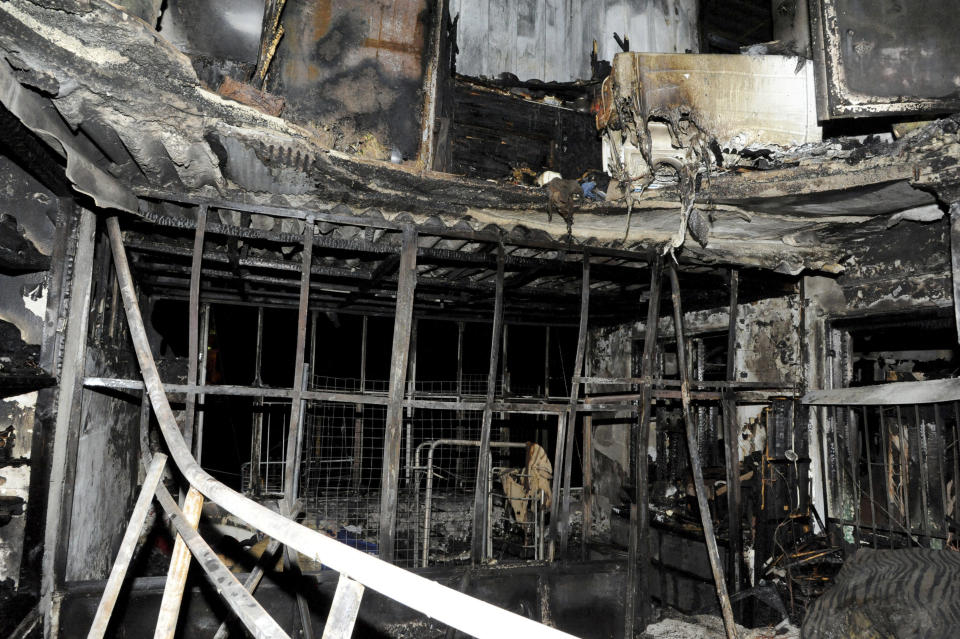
{"left": 585, "top": 294, "right": 803, "bottom": 540}
{"left": 0, "top": 155, "right": 57, "bottom": 595}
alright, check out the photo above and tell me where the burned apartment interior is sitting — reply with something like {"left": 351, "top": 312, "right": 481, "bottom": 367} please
{"left": 2, "top": 0, "right": 960, "bottom": 638}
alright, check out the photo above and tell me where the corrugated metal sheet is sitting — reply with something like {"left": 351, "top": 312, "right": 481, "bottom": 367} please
{"left": 452, "top": 0, "right": 698, "bottom": 82}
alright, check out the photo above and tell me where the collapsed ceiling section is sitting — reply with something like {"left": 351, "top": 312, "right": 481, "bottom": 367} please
{"left": 0, "top": 0, "right": 956, "bottom": 277}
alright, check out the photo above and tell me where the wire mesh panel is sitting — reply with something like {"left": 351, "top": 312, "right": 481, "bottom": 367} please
{"left": 301, "top": 401, "right": 387, "bottom": 558}
{"left": 299, "top": 379, "right": 491, "bottom": 567}
{"left": 246, "top": 373, "right": 564, "bottom": 567}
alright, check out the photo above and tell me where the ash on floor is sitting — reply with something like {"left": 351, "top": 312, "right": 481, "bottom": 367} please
{"left": 640, "top": 612, "right": 799, "bottom": 639}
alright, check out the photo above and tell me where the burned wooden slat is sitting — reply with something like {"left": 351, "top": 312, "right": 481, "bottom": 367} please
{"left": 154, "top": 487, "right": 204, "bottom": 639}
{"left": 722, "top": 269, "right": 743, "bottom": 599}
{"left": 250, "top": 308, "right": 265, "bottom": 494}
{"left": 281, "top": 220, "right": 317, "bottom": 639}
{"left": 352, "top": 316, "right": 368, "bottom": 491}
{"left": 932, "top": 404, "right": 949, "bottom": 538}
{"left": 548, "top": 411, "right": 567, "bottom": 561}
{"left": 283, "top": 219, "right": 315, "bottom": 504}
{"left": 501, "top": 323, "right": 510, "bottom": 398}
{"left": 87, "top": 453, "right": 168, "bottom": 639}
{"left": 558, "top": 256, "right": 591, "bottom": 555}
{"left": 379, "top": 227, "right": 419, "bottom": 561}
{"left": 895, "top": 405, "right": 912, "bottom": 537}
{"left": 803, "top": 377, "right": 960, "bottom": 405}
{"left": 194, "top": 303, "right": 211, "bottom": 464}
{"left": 321, "top": 575, "right": 365, "bottom": 639}
{"left": 846, "top": 407, "right": 862, "bottom": 545}
{"left": 183, "top": 204, "right": 207, "bottom": 453}
{"left": 544, "top": 326, "right": 551, "bottom": 398}
{"left": 472, "top": 244, "right": 505, "bottom": 564}
{"left": 862, "top": 406, "right": 877, "bottom": 542}
{"left": 878, "top": 406, "right": 896, "bottom": 547}
{"left": 915, "top": 404, "right": 931, "bottom": 542}
{"left": 668, "top": 265, "right": 738, "bottom": 639}
{"left": 625, "top": 254, "right": 663, "bottom": 638}
{"left": 211, "top": 539, "right": 283, "bottom": 639}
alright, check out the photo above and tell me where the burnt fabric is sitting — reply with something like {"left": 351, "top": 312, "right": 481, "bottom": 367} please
{"left": 802, "top": 548, "right": 960, "bottom": 639}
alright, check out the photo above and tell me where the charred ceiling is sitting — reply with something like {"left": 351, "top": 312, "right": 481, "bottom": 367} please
{"left": 0, "top": 0, "right": 955, "bottom": 283}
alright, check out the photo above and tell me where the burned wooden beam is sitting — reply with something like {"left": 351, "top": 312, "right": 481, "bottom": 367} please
{"left": 183, "top": 204, "right": 206, "bottom": 453}
{"left": 283, "top": 220, "right": 315, "bottom": 504}
{"left": 472, "top": 244, "right": 505, "bottom": 564}
{"left": 803, "top": 378, "right": 960, "bottom": 405}
{"left": 278, "top": 219, "right": 316, "bottom": 639}
{"left": 558, "top": 256, "right": 590, "bottom": 555}
{"left": 379, "top": 228, "right": 418, "bottom": 561}
{"left": 625, "top": 253, "right": 662, "bottom": 637}
{"left": 668, "top": 264, "right": 738, "bottom": 639}
{"left": 723, "top": 269, "right": 743, "bottom": 601}
{"left": 42, "top": 209, "right": 95, "bottom": 619}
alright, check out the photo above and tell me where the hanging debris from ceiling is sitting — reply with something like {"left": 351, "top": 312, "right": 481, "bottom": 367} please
{"left": 596, "top": 53, "right": 822, "bottom": 251}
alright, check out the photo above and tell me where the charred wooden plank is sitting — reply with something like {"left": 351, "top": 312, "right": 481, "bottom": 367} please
{"left": 379, "top": 228, "right": 418, "bottom": 561}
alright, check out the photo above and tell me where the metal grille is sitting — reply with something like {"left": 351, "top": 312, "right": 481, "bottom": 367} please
{"left": 821, "top": 401, "right": 960, "bottom": 549}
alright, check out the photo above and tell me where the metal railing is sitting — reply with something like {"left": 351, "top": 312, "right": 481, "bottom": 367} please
{"left": 88, "top": 217, "right": 578, "bottom": 639}
{"left": 411, "top": 439, "right": 530, "bottom": 567}
{"left": 804, "top": 379, "right": 960, "bottom": 549}
{"left": 816, "top": 401, "right": 958, "bottom": 548}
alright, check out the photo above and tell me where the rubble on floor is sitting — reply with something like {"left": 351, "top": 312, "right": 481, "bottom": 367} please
{"left": 641, "top": 611, "right": 798, "bottom": 639}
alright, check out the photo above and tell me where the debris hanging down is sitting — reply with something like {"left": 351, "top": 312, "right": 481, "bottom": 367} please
{"left": 544, "top": 178, "right": 583, "bottom": 236}
{"left": 596, "top": 52, "right": 822, "bottom": 253}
